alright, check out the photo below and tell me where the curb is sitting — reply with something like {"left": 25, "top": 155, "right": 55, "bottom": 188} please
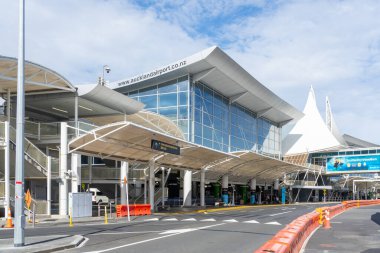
{"left": 31, "top": 235, "right": 86, "bottom": 253}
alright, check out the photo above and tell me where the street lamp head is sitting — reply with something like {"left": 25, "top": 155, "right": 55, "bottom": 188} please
{"left": 104, "top": 65, "right": 111, "bottom": 73}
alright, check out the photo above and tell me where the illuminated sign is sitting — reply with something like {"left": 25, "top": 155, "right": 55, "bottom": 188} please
{"left": 326, "top": 154, "right": 380, "bottom": 174}
{"left": 151, "top": 139, "right": 180, "bottom": 155}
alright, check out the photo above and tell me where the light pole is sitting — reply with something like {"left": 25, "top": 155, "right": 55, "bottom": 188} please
{"left": 14, "top": 0, "right": 25, "bottom": 247}
{"left": 102, "top": 65, "right": 111, "bottom": 86}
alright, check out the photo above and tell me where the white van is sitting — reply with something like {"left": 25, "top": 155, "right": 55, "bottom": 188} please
{"left": 88, "top": 188, "right": 109, "bottom": 204}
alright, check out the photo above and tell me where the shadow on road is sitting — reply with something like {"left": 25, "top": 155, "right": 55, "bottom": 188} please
{"left": 370, "top": 212, "right": 380, "bottom": 226}
{"left": 361, "top": 249, "right": 380, "bottom": 253}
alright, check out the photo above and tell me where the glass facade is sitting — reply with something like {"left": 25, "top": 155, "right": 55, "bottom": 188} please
{"left": 124, "top": 76, "right": 281, "bottom": 157}
{"left": 192, "top": 82, "right": 281, "bottom": 156}
{"left": 125, "top": 76, "right": 190, "bottom": 141}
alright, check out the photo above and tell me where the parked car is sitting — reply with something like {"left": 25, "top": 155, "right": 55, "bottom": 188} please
{"left": 88, "top": 188, "right": 109, "bottom": 204}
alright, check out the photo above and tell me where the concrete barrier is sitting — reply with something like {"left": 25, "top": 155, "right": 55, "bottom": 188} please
{"left": 254, "top": 199, "right": 380, "bottom": 253}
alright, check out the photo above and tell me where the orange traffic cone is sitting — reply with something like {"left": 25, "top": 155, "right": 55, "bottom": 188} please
{"left": 4, "top": 208, "right": 14, "bottom": 228}
{"left": 323, "top": 209, "right": 331, "bottom": 229}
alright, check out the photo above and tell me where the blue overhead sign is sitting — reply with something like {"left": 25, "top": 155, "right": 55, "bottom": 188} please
{"left": 326, "top": 154, "right": 380, "bottom": 174}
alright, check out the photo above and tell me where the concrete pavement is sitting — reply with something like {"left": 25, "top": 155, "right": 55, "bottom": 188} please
{"left": 304, "top": 205, "right": 380, "bottom": 253}
{"left": 0, "top": 203, "right": 332, "bottom": 253}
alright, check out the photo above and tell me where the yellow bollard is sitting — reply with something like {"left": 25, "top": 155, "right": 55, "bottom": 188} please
{"left": 104, "top": 206, "right": 108, "bottom": 224}
{"left": 69, "top": 208, "right": 73, "bottom": 227}
{"left": 357, "top": 200, "right": 360, "bottom": 207}
{"left": 316, "top": 208, "right": 323, "bottom": 225}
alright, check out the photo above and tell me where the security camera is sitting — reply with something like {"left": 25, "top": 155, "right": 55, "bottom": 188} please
{"left": 104, "top": 65, "right": 111, "bottom": 73}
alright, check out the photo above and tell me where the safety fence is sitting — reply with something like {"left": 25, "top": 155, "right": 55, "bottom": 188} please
{"left": 254, "top": 199, "right": 380, "bottom": 253}
{"left": 116, "top": 204, "right": 151, "bottom": 217}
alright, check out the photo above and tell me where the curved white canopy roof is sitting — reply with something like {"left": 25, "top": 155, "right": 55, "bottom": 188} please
{"left": 111, "top": 46, "right": 303, "bottom": 125}
{"left": 0, "top": 55, "right": 76, "bottom": 94}
{"left": 326, "top": 96, "right": 347, "bottom": 146}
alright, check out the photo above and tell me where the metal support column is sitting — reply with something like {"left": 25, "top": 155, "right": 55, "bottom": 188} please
{"left": 46, "top": 156, "right": 51, "bottom": 215}
{"left": 161, "top": 168, "right": 165, "bottom": 208}
{"left": 120, "top": 161, "right": 127, "bottom": 205}
{"left": 200, "top": 170, "right": 206, "bottom": 207}
{"left": 250, "top": 178, "right": 256, "bottom": 204}
{"left": 183, "top": 170, "right": 192, "bottom": 206}
{"left": 222, "top": 175, "right": 229, "bottom": 204}
{"left": 149, "top": 160, "right": 155, "bottom": 212}
{"left": 59, "top": 122, "right": 68, "bottom": 216}
{"left": 4, "top": 121, "right": 10, "bottom": 219}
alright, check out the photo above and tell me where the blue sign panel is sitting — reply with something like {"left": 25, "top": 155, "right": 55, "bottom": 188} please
{"left": 326, "top": 155, "right": 380, "bottom": 174}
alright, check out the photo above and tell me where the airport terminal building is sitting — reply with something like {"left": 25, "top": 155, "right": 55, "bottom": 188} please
{"left": 1, "top": 46, "right": 377, "bottom": 218}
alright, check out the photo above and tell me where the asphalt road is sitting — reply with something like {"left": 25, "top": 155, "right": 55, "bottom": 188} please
{"left": 0, "top": 203, "right": 330, "bottom": 253}
{"left": 304, "top": 205, "right": 380, "bottom": 253}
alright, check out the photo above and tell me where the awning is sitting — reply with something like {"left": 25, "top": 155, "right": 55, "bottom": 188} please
{"left": 24, "top": 84, "right": 144, "bottom": 120}
{"left": 69, "top": 121, "right": 308, "bottom": 182}
{"left": 0, "top": 55, "right": 76, "bottom": 94}
{"left": 69, "top": 121, "right": 229, "bottom": 170}
{"left": 84, "top": 110, "right": 185, "bottom": 140}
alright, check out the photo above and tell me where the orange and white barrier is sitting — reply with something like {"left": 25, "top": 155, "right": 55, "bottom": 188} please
{"left": 254, "top": 199, "right": 380, "bottom": 253}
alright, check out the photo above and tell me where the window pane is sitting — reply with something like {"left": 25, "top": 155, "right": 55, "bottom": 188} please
{"left": 178, "top": 79, "right": 188, "bottom": 91}
{"left": 178, "top": 106, "right": 188, "bottom": 120}
{"left": 139, "top": 95, "right": 157, "bottom": 109}
{"left": 177, "top": 120, "right": 188, "bottom": 134}
{"left": 195, "top": 95, "right": 202, "bottom": 109}
{"left": 179, "top": 92, "right": 187, "bottom": 106}
{"left": 194, "top": 109, "right": 201, "bottom": 123}
{"left": 139, "top": 86, "right": 157, "bottom": 96}
{"left": 195, "top": 122, "right": 202, "bottom": 136}
{"left": 203, "top": 126, "right": 213, "bottom": 140}
{"left": 195, "top": 83, "right": 203, "bottom": 96}
{"left": 159, "top": 93, "right": 177, "bottom": 107}
{"left": 203, "top": 113, "right": 212, "bottom": 127}
{"left": 159, "top": 107, "right": 177, "bottom": 120}
{"left": 159, "top": 81, "right": 177, "bottom": 93}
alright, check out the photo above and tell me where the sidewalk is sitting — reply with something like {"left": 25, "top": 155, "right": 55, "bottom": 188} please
{"left": 0, "top": 235, "right": 85, "bottom": 253}
{"left": 303, "top": 205, "right": 380, "bottom": 253}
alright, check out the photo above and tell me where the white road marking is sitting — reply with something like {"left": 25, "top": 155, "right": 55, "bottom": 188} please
{"left": 223, "top": 219, "right": 238, "bottom": 223}
{"left": 159, "top": 228, "right": 196, "bottom": 235}
{"left": 243, "top": 220, "right": 260, "bottom": 224}
{"left": 92, "top": 231, "right": 163, "bottom": 235}
{"left": 269, "top": 211, "right": 292, "bottom": 216}
{"left": 181, "top": 218, "right": 197, "bottom": 221}
{"left": 144, "top": 218, "right": 159, "bottom": 221}
{"left": 85, "top": 223, "right": 226, "bottom": 253}
{"left": 200, "top": 218, "right": 216, "bottom": 222}
{"left": 331, "top": 221, "right": 342, "bottom": 224}
{"left": 162, "top": 218, "right": 178, "bottom": 221}
{"left": 265, "top": 221, "right": 281, "bottom": 225}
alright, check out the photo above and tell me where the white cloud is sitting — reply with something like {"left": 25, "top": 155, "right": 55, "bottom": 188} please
{"left": 0, "top": 0, "right": 379, "bottom": 144}
{"left": 0, "top": 0, "right": 210, "bottom": 84}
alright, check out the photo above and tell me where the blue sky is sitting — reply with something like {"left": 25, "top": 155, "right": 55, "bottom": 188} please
{"left": 0, "top": 0, "right": 379, "bottom": 144}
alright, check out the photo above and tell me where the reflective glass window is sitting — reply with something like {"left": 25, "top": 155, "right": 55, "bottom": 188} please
{"left": 159, "top": 81, "right": 177, "bottom": 93}
{"left": 203, "top": 126, "right": 213, "bottom": 140}
{"left": 178, "top": 106, "right": 188, "bottom": 120}
{"left": 177, "top": 120, "right": 188, "bottom": 134}
{"left": 139, "top": 95, "right": 157, "bottom": 109}
{"left": 195, "top": 135, "right": 202, "bottom": 145}
{"left": 204, "top": 87, "right": 213, "bottom": 102}
{"left": 159, "top": 93, "right": 177, "bottom": 107}
{"left": 194, "top": 122, "right": 202, "bottom": 136}
{"left": 179, "top": 92, "right": 187, "bottom": 106}
{"left": 194, "top": 109, "right": 201, "bottom": 123}
{"left": 178, "top": 80, "right": 188, "bottom": 91}
{"left": 159, "top": 107, "right": 177, "bottom": 120}
{"left": 139, "top": 86, "right": 157, "bottom": 96}
{"left": 203, "top": 113, "right": 212, "bottom": 127}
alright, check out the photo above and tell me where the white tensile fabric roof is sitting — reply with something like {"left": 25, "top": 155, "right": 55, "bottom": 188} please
{"left": 69, "top": 121, "right": 309, "bottom": 183}
{"left": 283, "top": 86, "right": 343, "bottom": 155}
{"left": 326, "top": 96, "right": 347, "bottom": 146}
{"left": 0, "top": 55, "right": 76, "bottom": 94}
